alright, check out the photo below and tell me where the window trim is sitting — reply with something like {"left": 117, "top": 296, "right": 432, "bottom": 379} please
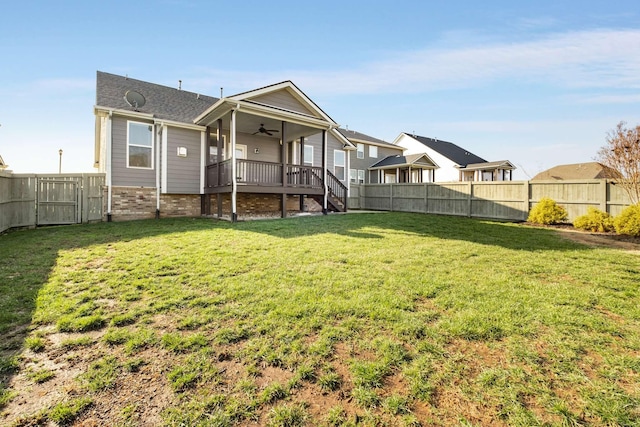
{"left": 126, "top": 120, "right": 154, "bottom": 169}
{"left": 349, "top": 168, "right": 357, "bottom": 183}
{"left": 369, "top": 145, "right": 378, "bottom": 158}
{"left": 357, "top": 169, "right": 365, "bottom": 184}
{"left": 356, "top": 143, "right": 364, "bottom": 159}
{"left": 334, "top": 149, "right": 346, "bottom": 180}
{"left": 303, "top": 144, "right": 314, "bottom": 166}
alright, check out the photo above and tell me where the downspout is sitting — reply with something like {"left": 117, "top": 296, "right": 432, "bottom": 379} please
{"left": 231, "top": 106, "right": 239, "bottom": 222}
{"left": 155, "top": 122, "right": 162, "bottom": 219}
{"left": 106, "top": 111, "right": 113, "bottom": 222}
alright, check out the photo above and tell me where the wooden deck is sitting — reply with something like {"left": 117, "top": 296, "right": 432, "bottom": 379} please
{"left": 205, "top": 159, "right": 347, "bottom": 211}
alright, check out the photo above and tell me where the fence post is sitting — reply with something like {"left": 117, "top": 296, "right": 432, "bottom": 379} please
{"left": 523, "top": 181, "right": 530, "bottom": 220}
{"left": 600, "top": 180, "right": 608, "bottom": 214}
{"left": 467, "top": 181, "right": 473, "bottom": 217}
{"left": 82, "top": 174, "right": 89, "bottom": 223}
{"left": 424, "top": 183, "right": 428, "bottom": 213}
{"left": 389, "top": 184, "right": 394, "bottom": 211}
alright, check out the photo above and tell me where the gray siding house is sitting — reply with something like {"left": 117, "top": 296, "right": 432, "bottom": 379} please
{"left": 94, "top": 71, "right": 354, "bottom": 221}
{"left": 340, "top": 129, "right": 438, "bottom": 184}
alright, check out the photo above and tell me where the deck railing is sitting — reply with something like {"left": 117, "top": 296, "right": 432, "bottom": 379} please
{"left": 206, "top": 160, "right": 324, "bottom": 190}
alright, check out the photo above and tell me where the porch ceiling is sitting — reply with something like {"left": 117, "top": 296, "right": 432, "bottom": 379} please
{"left": 224, "top": 112, "right": 324, "bottom": 143}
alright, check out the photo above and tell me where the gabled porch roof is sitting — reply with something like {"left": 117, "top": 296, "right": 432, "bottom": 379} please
{"left": 369, "top": 153, "right": 438, "bottom": 171}
{"left": 458, "top": 160, "right": 516, "bottom": 171}
{"left": 193, "top": 81, "right": 354, "bottom": 149}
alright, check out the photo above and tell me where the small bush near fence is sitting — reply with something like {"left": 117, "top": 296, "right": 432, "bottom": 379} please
{"left": 527, "top": 197, "right": 568, "bottom": 225}
{"left": 614, "top": 204, "right": 640, "bottom": 237}
{"left": 573, "top": 207, "right": 615, "bottom": 233}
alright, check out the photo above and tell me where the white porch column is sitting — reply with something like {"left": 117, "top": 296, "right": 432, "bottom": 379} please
{"left": 231, "top": 109, "right": 238, "bottom": 222}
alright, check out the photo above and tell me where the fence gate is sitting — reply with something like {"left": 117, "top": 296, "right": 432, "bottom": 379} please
{"left": 36, "top": 178, "right": 80, "bottom": 225}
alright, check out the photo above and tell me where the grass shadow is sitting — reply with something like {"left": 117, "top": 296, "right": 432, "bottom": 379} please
{"left": 238, "top": 211, "right": 587, "bottom": 253}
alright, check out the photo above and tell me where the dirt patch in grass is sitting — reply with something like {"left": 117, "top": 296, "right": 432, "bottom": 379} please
{"left": 526, "top": 222, "right": 640, "bottom": 253}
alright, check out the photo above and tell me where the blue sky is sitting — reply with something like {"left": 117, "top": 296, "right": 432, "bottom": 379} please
{"left": 1, "top": 0, "right": 639, "bottom": 179}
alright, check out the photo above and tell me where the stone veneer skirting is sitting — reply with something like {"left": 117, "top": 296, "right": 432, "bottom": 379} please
{"left": 106, "top": 186, "right": 323, "bottom": 221}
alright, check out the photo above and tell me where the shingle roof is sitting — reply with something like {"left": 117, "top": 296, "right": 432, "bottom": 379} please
{"left": 462, "top": 160, "right": 515, "bottom": 171}
{"left": 96, "top": 71, "right": 218, "bottom": 123}
{"left": 407, "top": 133, "right": 486, "bottom": 166}
{"left": 370, "top": 154, "right": 436, "bottom": 169}
{"left": 338, "top": 128, "right": 398, "bottom": 149}
{"left": 532, "top": 162, "right": 618, "bottom": 180}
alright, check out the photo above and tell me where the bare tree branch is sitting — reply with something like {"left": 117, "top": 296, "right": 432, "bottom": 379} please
{"left": 596, "top": 121, "right": 640, "bottom": 205}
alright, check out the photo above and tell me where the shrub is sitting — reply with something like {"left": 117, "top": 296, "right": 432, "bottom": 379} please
{"left": 614, "top": 204, "right": 640, "bottom": 236}
{"left": 528, "top": 198, "right": 568, "bottom": 225}
{"left": 573, "top": 207, "right": 614, "bottom": 232}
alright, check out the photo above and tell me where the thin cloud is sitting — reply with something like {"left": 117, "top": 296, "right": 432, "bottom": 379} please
{"left": 192, "top": 28, "right": 640, "bottom": 96}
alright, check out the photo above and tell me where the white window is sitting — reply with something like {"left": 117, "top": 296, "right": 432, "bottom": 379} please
{"left": 357, "top": 143, "right": 364, "bottom": 159}
{"left": 358, "top": 169, "right": 365, "bottom": 184}
{"left": 234, "top": 144, "right": 247, "bottom": 160}
{"left": 334, "top": 150, "right": 345, "bottom": 180}
{"left": 369, "top": 145, "right": 378, "bottom": 158}
{"left": 384, "top": 172, "right": 396, "bottom": 183}
{"left": 349, "top": 169, "right": 358, "bottom": 183}
{"left": 304, "top": 145, "right": 313, "bottom": 166}
{"left": 127, "top": 121, "right": 153, "bottom": 168}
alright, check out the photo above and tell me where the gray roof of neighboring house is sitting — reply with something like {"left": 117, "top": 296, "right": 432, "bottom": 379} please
{"left": 406, "top": 133, "right": 486, "bottom": 166}
{"left": 369, "top": 153, "right": 436, "bottom": 170}
{"left": 96, "top": 71, "right": 218, "bottom": 123}
{"left": 462, "top": 160, "right": 515, "bottom": 171}
{"left": 532, "top": 162, "right": 617, "bottom": 180}
{"left": 339, "top": 128, "right": 399, "bottom": 149}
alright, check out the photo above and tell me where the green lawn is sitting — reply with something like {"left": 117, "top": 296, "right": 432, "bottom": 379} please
{"left": 1, "top": 212, "right": 639, "bottom": 426}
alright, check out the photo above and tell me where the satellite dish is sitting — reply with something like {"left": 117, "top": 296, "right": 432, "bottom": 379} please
{"left": 124, "top": 90, "right": 146, "bottom": 110}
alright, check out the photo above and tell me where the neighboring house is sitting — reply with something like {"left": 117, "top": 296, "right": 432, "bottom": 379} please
{"left": 369, "top": 153, "right": 438, "bottom": 184}
{"left": 94, "top": 71, "right": 354, "bottom": 222}
{"left": 532, "top": 162, "right": 617, "bottom": 180}
{"left": 338, "top": 128, "right": 402, "bottom": 184}
{"left": 393, "top": 132, "right": 515, "bottom": 182}
{"left": 0, "top": 155, "right": 7, "bottom": 171}
{"left": 339, "top": 128, "right": 437, "bottom": 184}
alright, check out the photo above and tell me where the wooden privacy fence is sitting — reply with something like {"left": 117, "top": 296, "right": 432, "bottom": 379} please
{"left": 348, "top": 180, "right": 632, "bottom": 222}
{"left": 0, "top": 172, "right": 105, "bottom": 233}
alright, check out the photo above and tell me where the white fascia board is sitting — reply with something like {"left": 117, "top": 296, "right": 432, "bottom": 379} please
{"left": 95, "top": 106, "right": 205, "bottom": 131}
{"left": 229, "top": 81, "right": 336, "bottom": 125}
{"left": 155, "top": 119, "right": 205, "bottom": 131}
{"left": 228, "top": 81, "right": 291, "bottom": 101}
{"left": 237, "top": 101, "right": 333, "bottom": 129}
{"left": 193, "top": 98, "right": 229, "bottom": 124}
{"left": 94, "top": 106, "right": 154, "bottom": 120}
{"left": 390, "top": 132, "right": 409, "bottom": 146}
{"left": 330, "top": 128, "right": 355, "bottom": 150}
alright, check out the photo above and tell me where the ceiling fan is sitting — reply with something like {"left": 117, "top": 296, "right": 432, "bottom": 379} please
{"left": 252, "top": 124, "right": 279, "bottom": 136}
